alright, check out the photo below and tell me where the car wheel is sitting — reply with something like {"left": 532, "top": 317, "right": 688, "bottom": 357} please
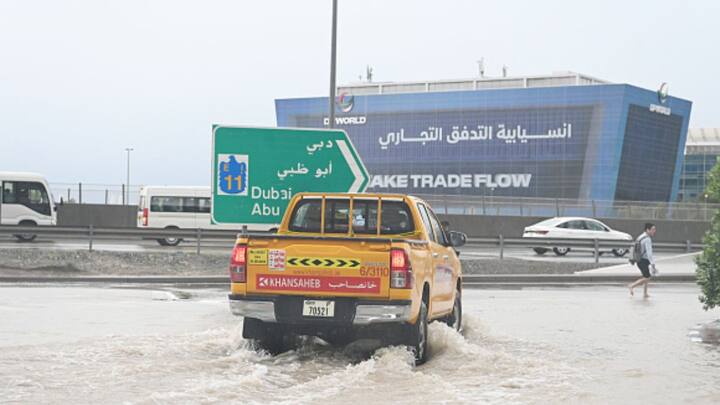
{"left": 13, "top": 221, "right": 37, "bottom": 242}
{"left": 533, "top": 247, "right": 548, "bottom": 255}
{"left": 612, "top": 248, "right": 629, "bottom": 257}
{"left": 442, "top": 290, "right": 462, "bottom": 333}
{"left": 407, "top": 301, "right": 429, "bottom": 365}
{"left": 162, "top": 226, "right": 182, "bottom": 246}
{"left": 553, "top": 247, "right": 570, "bottom": 256}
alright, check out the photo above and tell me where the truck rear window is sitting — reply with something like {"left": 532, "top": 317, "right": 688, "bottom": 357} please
{"left": 288, "top": 199, "right": 415, "bottom": 235}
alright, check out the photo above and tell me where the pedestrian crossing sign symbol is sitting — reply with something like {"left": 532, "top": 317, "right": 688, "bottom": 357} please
{"left": 217, "top": 154, "right": 249, "bottom": 196}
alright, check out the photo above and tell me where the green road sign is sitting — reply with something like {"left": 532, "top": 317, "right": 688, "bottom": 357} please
{"left": 212, "top": 125, "right": 369, "bottom": 225}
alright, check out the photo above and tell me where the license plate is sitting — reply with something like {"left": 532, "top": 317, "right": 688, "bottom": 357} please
{"left": 302, "top": 300, "right": 335, "bottom": 317}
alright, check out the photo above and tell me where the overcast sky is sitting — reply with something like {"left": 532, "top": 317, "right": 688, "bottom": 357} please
{"left": 1, "top": 0, "right": 718, "bottom": 189}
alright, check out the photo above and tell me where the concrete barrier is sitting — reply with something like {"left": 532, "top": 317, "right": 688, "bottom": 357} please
{"left": 56, "top": 204, "right": 709, "bottom": 244}
{"left": 57, "top": 204, "right": 138, "bottom": 228}
{"left": 438, "top": 214, "right": 709, "bottom": 243}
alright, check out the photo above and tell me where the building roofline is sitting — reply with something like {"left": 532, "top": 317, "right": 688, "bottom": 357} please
{"left": 337, "top": 71, "right": 611, "bottom": 95}
{"left": 685, "top": 128, "right": 720, "bottom": 154}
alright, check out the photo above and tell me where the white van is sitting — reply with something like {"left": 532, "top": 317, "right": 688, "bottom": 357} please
{"left": 0, "top": 172, "right": 56, "bottom": 241}
{"left": 138, "top": 186, "right": 272, "bottom": 246}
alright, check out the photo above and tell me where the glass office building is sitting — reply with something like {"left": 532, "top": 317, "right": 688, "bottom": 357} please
{"left": 276, "top": 72, "right": 692, "bottom": 203}
{"left": 679, "top": 128, "right": 720, "bottom": 202}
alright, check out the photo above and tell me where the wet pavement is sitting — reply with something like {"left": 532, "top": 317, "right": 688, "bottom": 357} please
{"left": 0, "top": 284, "right": 718, "bottom": 404}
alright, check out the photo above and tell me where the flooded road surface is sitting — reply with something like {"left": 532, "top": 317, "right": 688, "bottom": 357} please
{"left": 1, "top": 284, "right": 718, "bottom": 404}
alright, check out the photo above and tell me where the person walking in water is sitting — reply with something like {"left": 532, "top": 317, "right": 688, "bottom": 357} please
{"left": 629, "top": 223, "right": 657, "bottom": 298}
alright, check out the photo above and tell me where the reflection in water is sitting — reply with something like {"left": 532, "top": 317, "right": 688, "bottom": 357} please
{"left": 689, "top": 319, "right": 720, "bottom": 344}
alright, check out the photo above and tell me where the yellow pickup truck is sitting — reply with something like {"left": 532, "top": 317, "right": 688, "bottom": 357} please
{"left": 227, "top": 193, "right": 466, "bottom": 364}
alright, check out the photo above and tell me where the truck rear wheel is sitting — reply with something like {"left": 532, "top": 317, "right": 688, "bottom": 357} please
{"left": 253, "top": 334, "right": 292, "bottom": 355}
{"left": 243, "top": 318, "right": 295, "bottom": 355}
{"left": 407, "top": 301, "right": 429, "bottom": 365}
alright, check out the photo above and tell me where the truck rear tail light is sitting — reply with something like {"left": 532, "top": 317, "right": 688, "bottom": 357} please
{"left": 390, "top": 248, "right": 412, "bottom": 289}
{"left": 229, "top": 244, "right": 247, "bottom": 283}
{"left": 142, "top": 208, "right": 149, "bottom": 226}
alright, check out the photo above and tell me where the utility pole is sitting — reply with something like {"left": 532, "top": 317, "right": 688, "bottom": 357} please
{"left": 125, "top": 147, "right": 133, "bottom": 205}
{"left": 328, "top": 0, "right": 338, "bottom": 129}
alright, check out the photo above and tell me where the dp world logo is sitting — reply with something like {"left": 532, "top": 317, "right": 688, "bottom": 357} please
{"left": 657, "top": 82, "right": 669, "bottom": 104}
{"left": 336, "top": 92, "right": 354, "bottom": 113}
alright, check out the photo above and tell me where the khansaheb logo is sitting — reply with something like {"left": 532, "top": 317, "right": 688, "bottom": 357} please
{"left": 256, "top": 274, "right": 381, "bottom": 293}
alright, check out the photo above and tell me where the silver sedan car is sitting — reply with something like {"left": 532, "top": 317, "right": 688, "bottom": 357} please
{"left": 522, "top": 217, "right": 632, "bottom": 257}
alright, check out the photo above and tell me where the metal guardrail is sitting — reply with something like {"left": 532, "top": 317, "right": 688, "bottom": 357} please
{"left": 0, "top": 225, "right": 244, "bottom": 255}
{"left": 417, "top": 193, "right": 719, "bottom": 221}
{"left": 0, "top": 225, "right": 704, "bottom": 263}
{"left": 464, "top": 236, "right": 702, "bottom": 263}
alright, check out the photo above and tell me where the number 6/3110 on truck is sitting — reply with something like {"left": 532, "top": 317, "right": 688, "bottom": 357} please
{"left": 227, "top": 193, "right": 467, "bottom": 365}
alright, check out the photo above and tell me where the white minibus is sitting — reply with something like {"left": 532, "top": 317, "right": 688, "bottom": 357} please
{"left": 0, "top": 172, "right": 56, "bottom": 241}
{"left": 138, "top": 186, "right": 274, "bottom": 246}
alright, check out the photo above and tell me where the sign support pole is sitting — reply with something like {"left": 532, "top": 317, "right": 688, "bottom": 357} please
{"left": 328, "top": 0, "right": 338, "bottom": 129}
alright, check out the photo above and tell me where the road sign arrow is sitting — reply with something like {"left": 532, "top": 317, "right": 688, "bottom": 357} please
{"left": 335, "top": 139, "right": 365, "bottom": 193}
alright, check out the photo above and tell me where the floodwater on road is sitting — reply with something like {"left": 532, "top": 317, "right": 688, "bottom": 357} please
{"left": 0, "top": 284, "right": 718, "bottom": 404}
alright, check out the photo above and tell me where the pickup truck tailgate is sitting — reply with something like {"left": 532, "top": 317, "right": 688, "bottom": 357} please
{"left": 245, "top": 238, "right": 392, "bottom": 298}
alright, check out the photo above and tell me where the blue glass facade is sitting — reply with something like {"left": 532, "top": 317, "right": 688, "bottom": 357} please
{"left": 679, "top": 154, "right": 719, "bottom": 201}
{"left": 276, "top": 84, "right": 692, "bottom": 202}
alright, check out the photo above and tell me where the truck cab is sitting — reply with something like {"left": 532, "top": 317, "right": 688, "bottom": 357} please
{"left": 228, "top": 193, "right": 466, "bottom": 364}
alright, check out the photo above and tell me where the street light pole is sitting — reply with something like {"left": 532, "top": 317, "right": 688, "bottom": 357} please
{"left": 328, "top": 0, "right": 338, "bottom": 129}
{"left": 125, "top": 148, "right": 133, "bottom": 205}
